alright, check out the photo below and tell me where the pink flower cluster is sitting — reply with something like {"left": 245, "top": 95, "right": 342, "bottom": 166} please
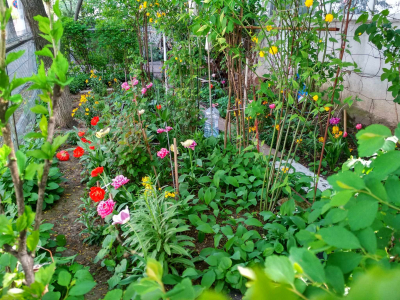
{"left": 121, "top": 82, "right": 130, "bottom": 91}
{"left": 111, "top": 175, "right": 130, "bottom": 189}
{"left": 141, "top": 87, "right": 147, "bottom": 95}
{"left": 97, "top": 199, "right": 115, "bottom": 218}
{"left": 132, "top": 79, "right": 139, "bottom": 86}
{"left": 329, "top": 117, "right": 341, "bottom": 125}
{"left": 157, "top": 148, "right": 170, "bottom": 159}
{"left": 146, "top": 82, "right": 153, "bottom": 89}
{"left": 156, "top": 126, "right": 173, "bottom": 134}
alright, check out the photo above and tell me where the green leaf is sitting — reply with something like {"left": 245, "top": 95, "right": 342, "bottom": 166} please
{"left": 146, "top": 258, "right": 163, "bottom": 284}
{"left": 69, "top": 281, "right": 97, "bottom": 296}
{"left": 26, "top": 150, "right": 48, "bottom": 159}
{"left": 0, "top": 144, "right": 11, "bottom": 166}
{"left": 204, "top": 187, "right": 216, "bottom": 205}
{"left": 385, "top": 175, "right": 400, "bottom": 205}
{"left": 42, "top": 292, "right": 61, "bottom": 300}
{"left": 327, "top": 252, "right": 362, "bottom": 274}
{"left": 30, "top": 104, "right": 48, "bottom": 115}
{"left": 53, "top": 0, "right": 62, "bottom": 18}
{"left": 264, "top": 255, "right": 295, "bottom": 285}
{"left": 356, "top": 227, "right": 377, "bottom": 254}
{"left": 15, "top": 214, "right": 27, "bottom": 231}
{"left": 325, "top": 265, "right": 344, "bottom": 295}
{"left": 6, "top": 50, "right": 25, "bottom": 65}
{"left": 328, "top": 171, "right": 365, "bottom": 191}
{"left": 35, "top": 263, "right": 56, "bottom": 286}
{"left": 348, "top": 194, "right": 378, "bottom": 231}
{"left": 27, "top": 230, "right": 39, "bottom": 252}
{"left": 201, "top": 270, "right": 216, "bottom": 288}
{"left": 318, "top": 226, "right": 361, "bottom": 249}
{"left": 39, "top": 115, "right": 48, "bottom": 137}
{"left": 5, "top": 104, "right": 20, "bottom": 122}
{"left": 35, "top": 47, "right": 54, "bottom": 58}
{"left": 289, "top": 247, "right": 325, "bottom": 283}
{"left": 58, "top": 270, "right": 72, "bottom": 287}
{"left": 244, "top": 217, "right": 263, "bottom": 227}
{"left": 226, "top": 176, "right": 239, "bottom": 187}
{"left": 197, "top": 223, "right": 214, "bottom": 234}
{"left": 372, "top": 151, "right": 400, "bottom": 179}
{"left": 356, "top": 124, "right": 391, "bottom": 157}
{"left": 219, "top": 257, "right": 232, "bottom": 270}
{"left": 15, "top": 150, "right": 26, "bottom": 177}
{"left": 103, "top": 289, "right": 123, "bottom": 300}
{"left": 52, "top": 133, "right": 69, "bottom": 154}
{"left": 330, "top": 190, "right": 354, "bottom": 207}
{"left": 198, "top": 176, "right": 212, "bottom": 183}
{"left": 25, "top": 163, "right": 41, "bottom": 180}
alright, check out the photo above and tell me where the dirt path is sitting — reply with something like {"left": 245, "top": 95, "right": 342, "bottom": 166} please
{"left": 43, "top": 145, "right": 110, "bottom": 300}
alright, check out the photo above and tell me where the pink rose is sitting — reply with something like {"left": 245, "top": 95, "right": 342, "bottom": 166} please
{"left": 157, "top": 148, "right": 169, "bottom": 159}
{"left": 141, "top": 87, "right": 147, "bottom": 95}
{"left": 157, "top": 128, "right": 166, "bottom": 134}
{"left": 146, "top": 82, "right": 153, "bottom": 89}
{"left": 111, "top": 175, "right": 130, "bottom": 189}
{"left": 132, "top": 79, "right": 139, "bottom": 86}
{"left": 97, "top": 199, "right": 115, "bottom": 218}
{"left": 269, "top": 104, "right": 276, "bottom": 109}
{"left": 356, "top": 124, "right": 362, "bottom": 130}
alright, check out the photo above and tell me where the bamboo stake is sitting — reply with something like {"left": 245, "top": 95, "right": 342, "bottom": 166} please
{"left": 344, "top": 109, "right": 347, "bottom": 133}
{"left": 173, "top": 138, "right": 179, "bottom": 197}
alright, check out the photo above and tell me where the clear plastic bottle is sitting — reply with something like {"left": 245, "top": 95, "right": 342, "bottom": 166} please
{"left": 204, "top": 107, "right": 219, "bottom": 138}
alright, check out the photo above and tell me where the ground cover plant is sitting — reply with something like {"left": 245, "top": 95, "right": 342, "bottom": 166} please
{"left": 1, "top": 0, "right": 400, "bottom": 299}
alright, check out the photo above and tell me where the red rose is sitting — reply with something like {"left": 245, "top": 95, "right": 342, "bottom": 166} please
{"left": 90, "top": 146, "right": 95, "bottom": 150}
{"left": 156, "top": 105, "right": 161, "bottom": 110}
{"left": 91, "top": 116, "right": 100, "bottom": 126}
{"left": 56, "top": 150, "right": 69, "bottom": 161}
{"left": 78, "top": 131, "right": 85, "bottom": 137}
{"left": 91, "top": 166, "right": 104, "bottom": 177}
{"left": 73, "top": 146, "right": 84, "bottom": 158}
{"left": 89, "top": 186, "right": 105, "bottom": 202}
{"left": 81, "top": 137, "right": 88, "bottom": 143}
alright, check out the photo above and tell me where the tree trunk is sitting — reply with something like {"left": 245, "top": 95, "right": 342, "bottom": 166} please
{"left": 20, "top": 0, "right": 74, "bottom": 128}
{"left": 74, "top": 0, "right": 84, "bottom": 21}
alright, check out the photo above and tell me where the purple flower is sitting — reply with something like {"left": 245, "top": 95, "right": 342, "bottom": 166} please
{"left": 221, "top": 80, "right": 226, "bottom": 84}
{"left": 165, "top": 126, "right": 173, "bottom": 132}
{"left": 111, "top": 175, "right": 130, "bottom": 189}
{"left": 329, "top": 117, "right": 341, "bottom": 125}
{"left": 112, "top": 206, "right": 130, "bottom": 225}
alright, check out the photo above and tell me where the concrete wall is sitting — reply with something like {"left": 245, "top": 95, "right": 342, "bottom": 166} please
{"left": 255, "top": 15, "right": 400, "bottom": 128}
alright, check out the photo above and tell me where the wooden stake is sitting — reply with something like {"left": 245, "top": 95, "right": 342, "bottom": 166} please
{"left": 173, "top": 138, "right": 179, "bottom": 196}
{"left": 344, "top": 109, "right": 347, "bottom": 133}
{"left": 241, "top": 25, "right": 340, "bottom": 31}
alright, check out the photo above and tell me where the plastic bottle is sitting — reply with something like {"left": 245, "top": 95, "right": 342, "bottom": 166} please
{"left": 204, "top": 107, "right": 219, "bottom": 138}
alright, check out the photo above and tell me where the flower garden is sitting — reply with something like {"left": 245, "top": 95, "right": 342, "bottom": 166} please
{"left": 1, "top": 0, "right": 400, "bottom": 299}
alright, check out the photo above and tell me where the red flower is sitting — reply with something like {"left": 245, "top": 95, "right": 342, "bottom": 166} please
{"left": 156, "top": 105, "right": 162, "bottom": 110}
{"left": 91, "top": 167, "right": 104, "bottom": 177}
{"left": 78, "top": 131, "right": 85, "bottom": 137}
{"left": 87, "top": 140, "right": 91, "bottom": 144}
{"left": 73, "top": 146, "right": 84, "bottom": 158}
{"left": 210, "top": 84, "right": 213, "bottom": 89}
{"left": 91, "top": 116, "right": 100, "bottom": 126}
{"left": 90, "top": 146, "right": 95, "bottom": 150}
{"left": 89, "top": 186, "right": 105, "bottom": 202}
{"left": 81, "top": 137, "right": 88, "bottom": 143}
{"left": 56, "top": 150, "right": 69, "bottom": 161}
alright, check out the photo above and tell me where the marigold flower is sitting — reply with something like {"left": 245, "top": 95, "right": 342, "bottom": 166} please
{"left": 305, "top": 0, "right": 313, "bottom": 7}
{"left": 56, "top": 150, "right": 69, "bottom": 161}
{"left": 325, "top": 14, "right": 334, "bottom": 22}
{"left": 324, "top": 107, "right": 330, "bottom": 111}
{"left": 73, "top": 146, "right": 84, "bottom": 158}
{"left": 275, "top": 125, "right": 280, "bottom": 131}
{"left": 91, "top": 116, "right": 100, "bottom": 126}
{"left": 149, "top": 18, "right": 153, "bottom": 23}
{"left": 269, "top": 46, "right": 278, "bottom": 55}
{"left": 90, "top": 186, "right": 106, "bottom": 202}
{"left": 91, "top": 167, "right": 104, "bottom": 177}
{"left": 318, "top": 137, "right": 324, "bottom": 143}
{"left": 282, "top": 167, "right": 289, "bottom": 173}
{"left": 85, "top": 79, "right": 88, "bottom": 83}
{"left": 332, "top": 126, "right": 339, "bottom": 134}
{"left": 97, "top": 199, "right": 115, "bottom": 218}
{"left": 296, "top": 139, "right": 303, "bottom": 144}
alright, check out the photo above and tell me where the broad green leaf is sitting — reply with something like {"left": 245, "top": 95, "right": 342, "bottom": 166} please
{"left": 348, "top": 194, "right": 378, "bottom": 231}
{"left": 264, "top": 255, "right": 295, "bottom": 285}
{"left": 30, "top": 104, "right": 48, "bottom": 115}
{"left": 35, "top": 263, "right": 56, "bottom": 286}
{"left": 328, "top": 171, "right": 365, "bottom": 191}
{"left": 39, "top": 115, "right": 48, "bottom": 137}
{"left": 327, "top": 252, "right": 362, "bottom": 274}
{"left": 226, "top": 176, "right": 239, "bottom": 187}
{"left": 15, "top": 150, "right": 26, "bottom": 178}
{"left": 325, "top": 265, "right": 344, "bottom": 295}
{"left": 57, "top": 270, "right": 72, "bottom": 287}
{"left": 371, "top": 151, "right": 400, "bottom": 179}
{"left": 42, "top": 292, "right": 61, "bottom": 300}
{"left": 69, "top": 281, "right": 97, "bottom": 296}
{"left": 5, "top": 50, "right": 25, "bottom": 65}
{"left": 201, "top": 270, "right": 215, "bottom": 288}
{"left": 244, "top": 217, "right": 263, "bottom": 227}
{"left": 27, "top": 230, "right": 39, "bottom": 252}
{"left": 356, "top": 227, "right": 377, "bottom": 254}
{"left": 356, "top": 124, "right": 391, "bottom": 157}
{"left": 103, "top": 289, "right": 123, "bottom": 300}
{"left": 385, "top": 175, "right": 400, "bottom": 205}
{"left": 197, "top": 223, "right": 214, "bottom": 234}
{"left": 289, "top": 247, "right": 325, "bottom": 283}
{"left": 318, "top": 226, "right": 361, "bottom": 249}
{"left": 146, "top": 258, "right": 163, "bottom": 284}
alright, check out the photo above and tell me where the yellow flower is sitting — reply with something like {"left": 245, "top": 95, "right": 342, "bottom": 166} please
{"left": 143, "top": 1, "right": 147, "bottom": 8}
{"left": 175, "top": 57, "right": 178, "bottom": 60}
{"left": 146, "top": 12, "right": 150, "bottom": 16}
{"left": 85, "top": 113, "right": 89, "bottom": 115}
{"left": 157, "top": 12, "right": 161, "bottom": 17}
{"left": 95, "top": 101, "right": 99, "bottom": 104}
{"left": 296, "top": 139, "right": 303, "bottom": 144}
{"left": 319, "top": 39, "right": 322, "bottom": 43}
{"left": 79, "top": 103, "right": 82, "bottom": 106}
{"left": 155, "top": 20, "right": 158, "bottom": 23}
{"left": 324, "top": 106, "right": 330, "bottom": 111}
{"left": 339, "top": 131, "right": 343, "bottom": 135}
{"left": 349, "top": 148, "right": 353, "bottom": 152}
{"left": 71, "top": 113, "right": 75, "bottom": 117}
{"left": 282, "top": 167, "right": 289, "bottom": 173}
{"left": 114, "top": 78, "right": 117, "bottom": 82}
{"left": 358, "top": 32, "right": 362, "bottom": 36}
{"left": 269, "top": 46, "right": 278, "bottom": 55}
{"left": 313, "top": 95, "right": 318, "bottom": 101}
{"left": 85, "top": 108, "right": 89, "bottom": 112}
{"left": 85, "top": 79, "right": 88, "bottom": 83}
{"left": 252, "top": 36, "right": 258, "bottom": 43}
{"left": 88, "top": 91, "right": 91, "bottom": 94}
{"left": 180, "top": 59, "right": 182, "bottom": 62}
{"left": 318, "top": 137, "right": 324, "bottom": 143}
{"left": 325, "top": 14, "right": 334, "bottom": 22}
{"left": 332, "top": 126, "right": 339, "bottom": 134}
{"left": 156, "top": 2, "right": 159, "bottom": 5}
{"left": 149, "top": 18, "right": 153, "bottom": 22}
{"left": 95, "top": 127, "right": 111, "bottom": 138}
{"left": 170, "top": 144, "right": 179, "bottom": 154}
{"left": 259, "top": 51, "right": 265, "bottom": 57}
{"left": 305, "top": 0, "right": 313, "bottom": 7}
{"left": 162, "top": 12, "right": 166, "bottom": 16}
{"left": 181, "top": 139, "right": 195, "bottom": 148}
{"left": 266, "top": 25, "right": 273, "bottom": 31}
{"left": 275, "top": 124, "right": 280, "bottom": 131}
{"left": 139, "top": 4, "right": 142, "bottom": 9}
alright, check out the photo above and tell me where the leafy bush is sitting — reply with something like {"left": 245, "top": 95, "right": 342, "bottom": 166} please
{"left": 69, "top": 73, "right": 89, "bottom": 94}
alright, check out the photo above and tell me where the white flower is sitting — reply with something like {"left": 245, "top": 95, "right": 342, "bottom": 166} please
{"left": 181, "top": 139, "right": 194, "bottom": 148}
{"left": 138, "top": 109, "right": 145, "bottom": 115}
{"left": 170, "top": 144, "right": 179, "bottom": 154}
{"left": 95, "top": 127, "right": 110, "bottom": 138}
{"left": 112, "top": 206, "right": 130, "bottom": 225}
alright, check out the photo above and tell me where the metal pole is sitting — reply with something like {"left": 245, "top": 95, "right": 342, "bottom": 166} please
{"left": 163, "top": 33, "right": 168, "bottom": 93}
